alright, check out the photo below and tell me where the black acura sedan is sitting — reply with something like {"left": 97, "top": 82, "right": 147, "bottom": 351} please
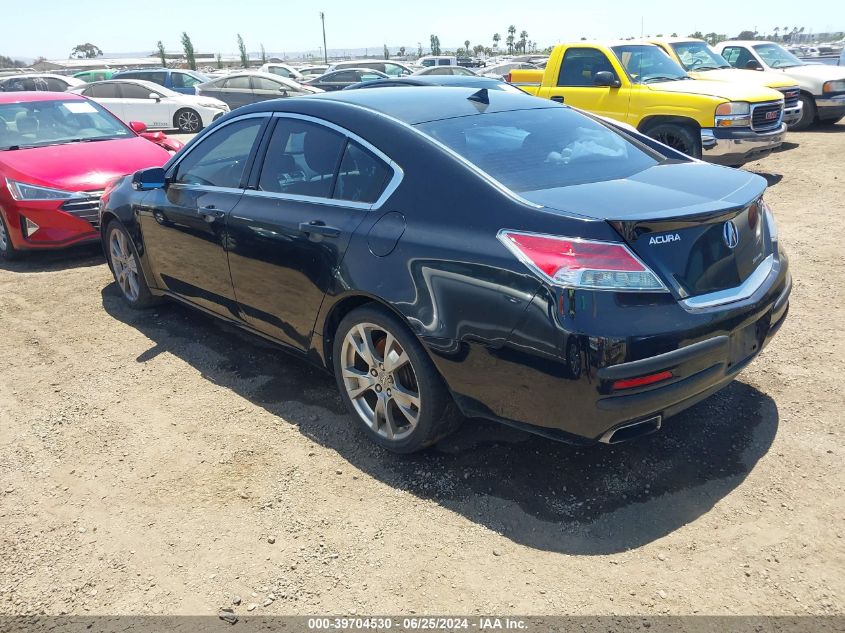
{"left": 99, "top": 87, "right": 790, "bottom": 453}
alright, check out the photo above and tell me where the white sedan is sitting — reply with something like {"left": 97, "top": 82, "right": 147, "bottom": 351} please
{"left": 70, "top": 79, "right": 229, "bottom": 133}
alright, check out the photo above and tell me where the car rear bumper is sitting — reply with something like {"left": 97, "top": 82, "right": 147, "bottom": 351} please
{"left": 434, "top": 250, "right": 791, "bottom": 445}
{"left": 700, "top": 123, "right": 787, "bottom": 165}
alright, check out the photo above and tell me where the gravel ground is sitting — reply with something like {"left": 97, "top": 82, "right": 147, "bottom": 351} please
{"left": 0, "top": 124, "right": 843, "bottom": 617}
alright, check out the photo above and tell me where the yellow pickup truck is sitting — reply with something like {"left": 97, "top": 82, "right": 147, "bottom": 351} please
{"left": 508, "top": 41, "right": 788, "bottom": 166}
{"left": 648, "top": 37, "right": 802, "bottom": 127}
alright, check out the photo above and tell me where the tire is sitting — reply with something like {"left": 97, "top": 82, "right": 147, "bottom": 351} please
{"left": 332, "top": 305, "right": 463, "bottom": 453}
{"left": 174, "top": 108, "right": 202, "bottom": 134}
{"left": 0, "top": 212, "right": 21, "bottom": 261}
{"left": 645, "top": 123, "right": 701, "bottom": 159}
{"left": 104, "top": 220, "right": 159, "bottom": 309}
{"left": 790, "top": 94, "right": 816, "bottom": 131}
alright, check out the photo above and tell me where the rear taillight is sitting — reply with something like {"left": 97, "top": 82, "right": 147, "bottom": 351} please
{"left": 504, "top": 72, "right": 512, "bottom": 83}
{"left": 498, "top": 230, "right": 667, "bottom": 292}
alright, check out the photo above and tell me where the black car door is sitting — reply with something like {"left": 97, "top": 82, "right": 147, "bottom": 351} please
{"left": 226, "top": 114, "right": 396, "bottom": 350}
{"left": 138, "top": 114, "right": 269, "bottom": 318}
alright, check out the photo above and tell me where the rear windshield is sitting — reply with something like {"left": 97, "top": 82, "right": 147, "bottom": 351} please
{"left": 416, "top": 107, "right": 661, "bottom": 192}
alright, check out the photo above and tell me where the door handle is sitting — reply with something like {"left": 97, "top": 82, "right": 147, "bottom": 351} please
{"left": 551, "top": 96, "right": 565, "bottom": 104}
{"left": 199, "top": 205, "right": 225, "bottom": 223}
{"left": 299, "top": 220, "right": 341, "bottom": 239}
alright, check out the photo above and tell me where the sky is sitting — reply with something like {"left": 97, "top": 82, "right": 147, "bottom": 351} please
{"left": 5, "top": 0, "right": 844, "bottom": 59}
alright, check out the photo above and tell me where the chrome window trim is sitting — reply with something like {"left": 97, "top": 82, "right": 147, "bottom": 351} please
{"left": 165, "top": 112, "right": 270, "bottom": 184}
{"left": 317, "top": 98, "right": 543, "bottom": 210}
{"left": 681, "top": 254, "right": 775, "bottom": 310}
{"left": 239, "top": 111, "right": 404, "bottom": 211}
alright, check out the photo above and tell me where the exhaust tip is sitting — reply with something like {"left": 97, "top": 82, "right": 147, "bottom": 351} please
{"left": 599, "top": 415, "right": 662, "bottom": 444}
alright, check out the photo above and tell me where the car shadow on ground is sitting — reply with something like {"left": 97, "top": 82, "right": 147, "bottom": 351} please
{"left": 750, "top": 171, "right": 784, "bottom": 187}
{"left": 102, "top": 285, "right": 779, "bottom": 555}
{"left": 0, "top": 244, "right": 103, "bottom": 273}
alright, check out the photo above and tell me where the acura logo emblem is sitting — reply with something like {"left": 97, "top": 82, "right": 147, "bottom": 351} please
{"left": 723, "top": 221, "right": 739, "bottom": 249}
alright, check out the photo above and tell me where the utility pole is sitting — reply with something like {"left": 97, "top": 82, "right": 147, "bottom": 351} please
{"left": 320, "top": 11, "right": 328, "bottom": 64}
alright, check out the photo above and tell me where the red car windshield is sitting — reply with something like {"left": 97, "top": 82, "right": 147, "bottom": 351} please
{"left": 0, "top": 99, "right": 132, "bottom": 151}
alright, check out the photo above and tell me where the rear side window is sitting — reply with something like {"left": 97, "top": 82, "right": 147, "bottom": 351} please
{"left": 328, "top": 71, "right": 358, "bottom": 83}
{"left": 334, "top": 141, "right": 391, "bottom": 203}
{"left": 224, "top": 76, "right": 251, "bottom": 89}
{"left": 251, "top": 76, "right": 282, "bottom": 91}
{"left": 172, "top": 118, "right": 265, "bottom": 188}
{"left": 45, "top": 78, "right": 69, "bottom": 91}
{"left": 558, "top": 48, "right": 614, "bottom": 86}
{"left": 417, "top": 107, "right": 660, "bottom": 192}
{"left": 86, "top": 83, "right": 121, "bottom": 98}
{"left": 258, "top": 118, "right": 345, "bottom": 197}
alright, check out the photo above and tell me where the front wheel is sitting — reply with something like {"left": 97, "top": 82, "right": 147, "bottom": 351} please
{"left": 174, "top": 108, "right": 202, "bottom": 133}
{"left": 105, "top": 221, "right": 159, "bottom": 309}
{"left": 0, "top": 212, "right": 20, "bottom": 261}
{"left": 790, "top": 95, "right": 816, "bottom": 131}
{"left": 333, "top": 305, "right": 463, "bottom": 453}
{"left": 645, "top": 123, "right": 702, "bottom": 159}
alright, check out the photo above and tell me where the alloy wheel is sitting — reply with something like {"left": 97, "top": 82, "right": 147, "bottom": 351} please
{"left": 178, "top": 110, "right": 200, "bottom": 133}
{"left": 340, "top": 323, "right": 421, "bottom": 441}
{"left": 109, "top": 229, "right": 141, "bottom": 302}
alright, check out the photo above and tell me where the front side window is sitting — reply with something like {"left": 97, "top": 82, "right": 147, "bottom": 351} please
{"left": 251, "top": 76, "right": 283, "bottom": 91}
{"left": 753, "top": 43, "right": 805, "bottom": 68}
{"left": 417, "top": 107, "right": 660, "bottom": 193}
{"left": 328, "top": 71, "right": 358, "bottom": 83}
{"left": 172, "top": 72, "right": 203, "bottom": 88}
{"left": 558, "top": 48, "right": 615, "bottom": 86}
{"left": 172, "top": 118, "right": 264, "bottom": 188}
{"left": 720, "top": 46, "right": 754, "bottom": 69}
{"left": 611, "top": 45, "right": 688, "bottom": 83}
{"left": 258, "top": 118, "right": 345, "bottom": 197}
{"left": 223, "top": 76, "right": 251, "bottom": 89}
{"left": 384, "top": 63, "right": 406, "bottom": 77}
{"left": 120, "top": 83, "right": 157, "bottom": 99}
{"left": 334, "top": 141, "right": 391, "bottom": 203}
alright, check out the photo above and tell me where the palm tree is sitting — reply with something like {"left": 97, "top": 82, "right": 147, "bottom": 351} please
{"left": 493, "top": 33, "right": 501, "bottom": 50}
{"left": 507, "top": 25, "right": 516, "bottom": 54}
{"left": 774, "top": 27, "right": 780, "bottom": 41}
{"left": 464, "top": 39, "right": 470, "bottom": 53}
{"left": 519, "top": 30, "right": 528, "bottom": 54}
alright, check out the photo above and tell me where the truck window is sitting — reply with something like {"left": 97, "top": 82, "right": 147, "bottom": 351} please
{"left": 721, "top": 46, "right": 752, "bottom": 68}
{"left": 557, "top": 48, "right": 615, "bottom": 86}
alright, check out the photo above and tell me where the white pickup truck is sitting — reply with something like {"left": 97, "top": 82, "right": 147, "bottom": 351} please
{"left": 715, "top": 40, "right": 845, "bottom": 129}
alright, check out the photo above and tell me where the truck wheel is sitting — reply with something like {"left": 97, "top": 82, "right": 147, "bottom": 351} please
{"left": 790, "top": 95, "right": 816, "bottom": 131}
{"left": 646, "top": 123, "right": 701, "bottom": 159}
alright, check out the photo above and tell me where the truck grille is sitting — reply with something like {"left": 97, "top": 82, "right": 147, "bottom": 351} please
{"left": 778, "top": 88, "right": 800, "bottom": 109}
{"left": 60, "top": 191, "right": 103, "bottom": 229}
{"left": 750, "top": 101, "right": 783, "bottom": 132}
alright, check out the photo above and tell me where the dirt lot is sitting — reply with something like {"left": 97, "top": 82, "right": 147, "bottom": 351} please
{"left": 1, "top": 124, "right": 843, "bottom": 618}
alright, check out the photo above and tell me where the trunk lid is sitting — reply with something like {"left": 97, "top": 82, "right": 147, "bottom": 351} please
{"left": 520, "top": 162, "right": 772, "bottom": 299}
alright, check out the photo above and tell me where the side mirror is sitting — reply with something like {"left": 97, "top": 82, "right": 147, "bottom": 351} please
{"left": 745, "top": 60, "right": 762, "bottom": 70}
{"left": 132, "top": 167, "right": 166, "bottom": 191}
{"left": 149, "top": 92, "right": 161, "bottom": 101}
{"left": 594, "top": 71, "right": 621, "bottom": 88}
{"left": 128, "top": 120, "right": 147, "bottom": 134}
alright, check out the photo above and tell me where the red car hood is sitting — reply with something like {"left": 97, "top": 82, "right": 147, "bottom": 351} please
{"left": 0, "top": 136, "right": 171, "bottom": 192}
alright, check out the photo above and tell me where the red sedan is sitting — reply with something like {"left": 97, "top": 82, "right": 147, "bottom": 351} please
{"left": 0, "top": 92, "right": 182, "bottom": 259}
